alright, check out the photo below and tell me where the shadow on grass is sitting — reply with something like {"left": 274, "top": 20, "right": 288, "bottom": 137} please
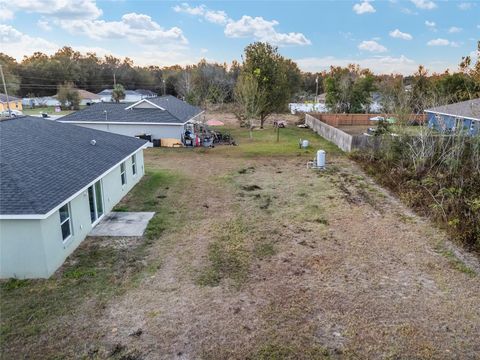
{"left": 0, "top": 169, "right": 185, "bottom": 357}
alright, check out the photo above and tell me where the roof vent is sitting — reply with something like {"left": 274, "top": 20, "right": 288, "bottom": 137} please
{"left": 90, "top": 139, "right": 97, "bottom": 146}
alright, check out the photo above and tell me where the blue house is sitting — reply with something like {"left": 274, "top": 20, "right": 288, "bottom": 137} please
{"left": 425, "top": 98, "right": 480, "bottom": 136}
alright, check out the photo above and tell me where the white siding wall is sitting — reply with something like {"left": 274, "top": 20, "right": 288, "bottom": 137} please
{"left": 71, "top": 123, "right": 185, "bottom": 140}
{"left": 0, "top": 149, "right": 145, "bottom": 279}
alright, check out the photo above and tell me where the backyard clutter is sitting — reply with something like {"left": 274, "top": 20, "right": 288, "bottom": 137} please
{"left": 206, "top": 119, "right": 225, "bottom": 126}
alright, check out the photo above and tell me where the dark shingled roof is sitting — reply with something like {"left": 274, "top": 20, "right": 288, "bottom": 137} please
{"left": 59, "top": 102, "right": 184, "bottom": 124}
{"left": 148, "top": 95, "right": 202, "bottom": 122}
{"left": 425, "top": 98, "right": 480, "bottom": 120}
{"left": 0, "top": 93, "right": 20, "bottom": 103}
{"left": 0, "top": 116, "right": 146, "bottom": 215}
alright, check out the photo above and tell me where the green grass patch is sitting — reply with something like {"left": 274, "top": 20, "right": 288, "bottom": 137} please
{"left": 22, "top": 106, "right": 85, "bottom": 116}
{"left": 0, "top": 169, "right": 185, "bottom": 354}
{"left": 435, "top": 245, "right": 476, "bottom": 277}
{"left": 197, "top": 220, "right": 250, "bottom": 288}
{"left": 253, "top": 241, "right": 276, "bottom": 259}
{"left": 212, "top": 126, "right": 342, "bottom": 158}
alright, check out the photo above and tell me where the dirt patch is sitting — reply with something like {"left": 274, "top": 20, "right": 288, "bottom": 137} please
{"left": 3, "top": 121, "right": 480, "bottom": 359}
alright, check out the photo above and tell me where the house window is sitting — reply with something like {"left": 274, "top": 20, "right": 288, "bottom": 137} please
{"left": 120, "top": 162, "right": 127, "bottom": 185}
{"left": 88, "top": 180, "right": 104, "bottom": 224}
{"left": 132, "top": 154, "right": 137, "bottom": 176}
{"left": 59, "top": 203, "right": 72, "bottom": 241}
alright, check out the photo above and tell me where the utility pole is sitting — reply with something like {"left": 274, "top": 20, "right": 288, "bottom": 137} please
{"left": 162, "top": 79, "right": 166, "bottom": 96}
{"left": 113, "top": 72, "right": 116, "bottom": 87}
{"left": 315, "top": 76, "right": 319, "bottom": 104}
{"left": 0, "top": 65, "right": 12, "bottom": 117}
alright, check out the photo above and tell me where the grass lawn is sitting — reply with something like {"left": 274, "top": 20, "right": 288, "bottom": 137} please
{"left": 22, "top": 106, "right": 86, "bottom": 116}
{"left": 0, "top": 169, "right": 186, "bottom": 357}
{"left": 1, "top": 121, "right": 479, "bottom": 359}
{"left": 210, "top": 125, "right": 342, "bottom": 157}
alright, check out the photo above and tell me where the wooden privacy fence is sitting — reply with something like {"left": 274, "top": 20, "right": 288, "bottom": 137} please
{"left": 305, "top": 114, "right": 385, "bottom": 152}
{"left": 309, "top": 113, "right": 426, "bottom": 127}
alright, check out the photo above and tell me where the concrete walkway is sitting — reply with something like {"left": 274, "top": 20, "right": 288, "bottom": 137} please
{"left": 89, "top": 212, "right": 155, "bottom": 237}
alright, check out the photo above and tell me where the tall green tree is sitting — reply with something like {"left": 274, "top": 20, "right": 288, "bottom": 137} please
{"left": 234, "top": 73, "right": 267, "bottom": 138}
{"left": 324, "top": 65, "right": 376, "bottom": 113}
{"left": 57, "top": 82, "right": 80, "bottom": 110}
{"left": 241, "top": 42, "right": 301, "bottom": 128}
{"left": 111, "top": 84, "right": 125, "bottom": 103}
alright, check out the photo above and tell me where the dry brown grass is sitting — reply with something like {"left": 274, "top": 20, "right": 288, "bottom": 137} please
{"left": 2, "top": 119, "right": 479, "bottom": 359}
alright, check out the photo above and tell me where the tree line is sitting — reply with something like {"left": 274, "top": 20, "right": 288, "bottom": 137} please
{"left": 1, "top": 41, "right": 479, "bottom": 115}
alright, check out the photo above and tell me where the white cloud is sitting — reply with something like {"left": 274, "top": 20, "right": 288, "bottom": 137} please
{"left": 204, "top": 10, "right": 229, "bottom": 25}
{"left": 425, "top": 20, "right": 436, "bottom": 31}
{"left": 295, "top": 55, "right": 419, "bottom": 75}
{"left": 458, "top": 2, "right": 473, "bottom": 10}
{"left": 448, "top": 26, "right": 462, "bottom": 33}
{"left": 389, "top": 29, "right": 413, "bottom": 40}
{"left": 410, "top": 0, "right": 437, "bottom": 10}
{"left": 37, "top": 19, "right": 52, "bottom": 31}
{"left": 427, "top": 38, "right": 459, "bottom": 47}
{"left": 224, "top": 15, "right": 311, "bottom": 46}
{"left": 353, "top": 1, "right": 376, "bottom": 14}
{"left": 358, "top": 40, "right": 387, "bottom": 53}
{"left": 0, "top": 3, "right": 13, "bottom": 20}
{"left": 174, "top": 3, "right": 310, "bottom": 46}
{"left": 0, "top": 24, "right": 58, "bottom": 59}
{"left": 3, "top": 0, "right": 102, "bottom": 20}
{"left": 173, "top": 3, "right": 229, "bottom": 25}
{"left": 59, "top": 13, "right": 188, "bottom": 45}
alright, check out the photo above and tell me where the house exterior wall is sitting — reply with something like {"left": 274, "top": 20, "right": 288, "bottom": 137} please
{"left": 427, "top": 112, "right": 479, "bottom": 135}
{"left": 0, "top": 100, "right": 23, "bottom": 112}
{"left": 0, "top": 149, "right": 145, "bottom": 279}
{"left": 70, "top": 122, "right": 185, "bottom": 140}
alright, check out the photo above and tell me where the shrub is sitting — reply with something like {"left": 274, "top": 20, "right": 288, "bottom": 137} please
{"left": 352, "top": 130, "right": 480, "bottom": 251}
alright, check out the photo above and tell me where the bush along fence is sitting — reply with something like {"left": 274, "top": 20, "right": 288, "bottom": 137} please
{"left": 352, "top": 130, "right": 480, "bottom": 251}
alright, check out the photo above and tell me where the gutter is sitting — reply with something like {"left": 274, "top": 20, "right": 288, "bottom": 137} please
{"left": 424, "top": 110, "right": 480, "bottom": 122}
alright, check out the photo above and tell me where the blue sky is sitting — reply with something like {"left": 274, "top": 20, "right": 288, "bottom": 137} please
{"left": 0, "top": 0, "right": 478, "bottom": 74}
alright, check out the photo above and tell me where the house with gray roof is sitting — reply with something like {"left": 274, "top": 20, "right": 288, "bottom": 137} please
{"left": 425, "top": 98, "right": 480, "bottom": 136}
{"left": 0, "top": 116, "right": 147, "bottom": 278}
{"left": 98, "top": 89, "right": 147, "bottom": 103}
{"left": 59, "top": 95, "right": 204, "bottom": 143}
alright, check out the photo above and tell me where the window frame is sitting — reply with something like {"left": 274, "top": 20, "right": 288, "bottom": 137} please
{"left": 88, "top": 180, "right": 104, "bottom": 225}
{"left": 120, "top": 162, "right": 127, "bottom": 186}
{"left": 59, "top": 203, "right": 73, "bottom": 242}
{"left": 132, "top": 154, "right": 137, "bottom": 176}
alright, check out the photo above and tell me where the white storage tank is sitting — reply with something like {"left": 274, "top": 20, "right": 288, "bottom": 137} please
{"left": 317, "top": 150, "right": 326, "bottom": 168}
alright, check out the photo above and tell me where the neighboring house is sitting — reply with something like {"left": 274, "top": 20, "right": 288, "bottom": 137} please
{"left": 54, "top": 89, "right": 102, "bottom": 106}
{"left": 0, "top": 116, "right": 147, "bottom": 279}
{"left": 425, "top": 98, "right": 480, "bottom": 136}
{"left": 38, "top": 96, "right": 62, "bottom": 107}
{"left": 59, "top": 95, "right": 204, "bottom": 142}
{"left": 135, "top": 89, "right": 157, "bottom": 98}
{"left": 98, "top": 89, "right": 146, "bottom": 103}
{"left": 0, "top": 93, "right": 22, "bottom": 112}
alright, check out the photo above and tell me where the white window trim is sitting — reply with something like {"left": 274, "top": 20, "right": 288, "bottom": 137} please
{"left": 60, "top": 203, "right": 73, "bottom": 243}
{"left": 120, "top": 162, "right": 127, "bottom": 186}
{"left": 132, "top": 154, "right": 137, "bottom": 177}
{"left": 89, "top": 180, "right": 105, "bottom": 226}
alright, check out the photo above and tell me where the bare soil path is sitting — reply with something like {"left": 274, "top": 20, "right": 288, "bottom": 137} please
{"left": 2, "top": 125, "right": 479, "bottom": 359}
{"left": 95, "top": 149, "right": 480, "bottom": 359}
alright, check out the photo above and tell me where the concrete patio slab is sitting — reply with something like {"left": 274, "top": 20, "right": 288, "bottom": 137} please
{"left": 89, "top": 212, "right": 155, "bottom": 237}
